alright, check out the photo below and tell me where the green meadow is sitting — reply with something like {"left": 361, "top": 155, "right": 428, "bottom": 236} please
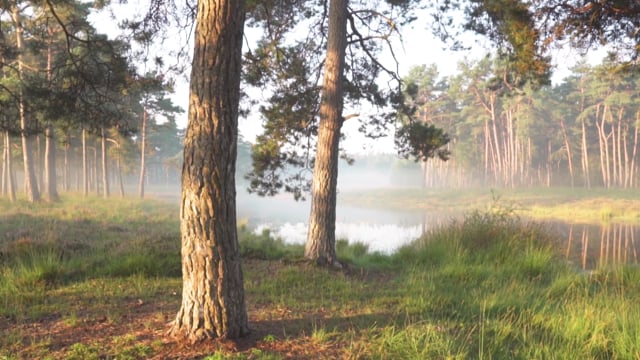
{"left": 1, "top": 193, "right": 639, "bottom": 359}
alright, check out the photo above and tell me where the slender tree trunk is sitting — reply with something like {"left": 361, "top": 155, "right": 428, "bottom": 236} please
{"left": 616, "top": 111, "right": 624, "bottom": 187}
{"left": 1, "top": 135, "right": 5, "bottom": 196}
{"left": 559, "top": 118, "right": 574, "bottom": 187}
{"left": 109, "top": 139, "right": 125, "bottom": 197}
{"left": 4, "top": 132, "right": 16, "bottom": 202}
{"left": 101, "top": 128, "right": 109, "bottom": 198}
{"left": 483, "top": 117, "right": 490, "bottom": 183}
{"left": 82, "top": 128, "right": 89, "bottom": 196}
{"left": 44, "top": 26, "right": 58, "bottom": 202}
{"left": 12, "top": 6, "right": 39, "bottom": 202}
{"left": 581, "top": 118, "right": 591, "bottom": 188}
{"left": 44, "top": 125, "right": 58, "bottom": 201}
{"left": 138, "top": 108, "right": 147, "bottom": 198}
{"left": 630, "top": 124, "right": 638, "bottom": 188}
{"left": 489, "top": 97, "right": 502, "bottom": 185}
{"left": 305, "top": 0, "right": 348, "bottom": 267}
{"left": 595, "top": 105, "right": 608, "bottom": 187}
{"left": 171, "top": 0, "right": 249, "bottom": 341}
{"left": 63, "top": 138, "right": 69, "bottom": 192}
{"left": 93, "top": 143, "right": 99, "bottom": 195}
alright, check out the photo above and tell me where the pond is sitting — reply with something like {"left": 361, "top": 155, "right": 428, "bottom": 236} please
{"left": 237, "top": 193, "right": 640, "bottom": 269}
{"left": 547, "top": 222, "right": 640, "bottom": 270}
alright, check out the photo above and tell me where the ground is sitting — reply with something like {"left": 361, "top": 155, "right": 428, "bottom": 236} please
{"left": 0, "top": 260, "right": 386, "bottom": 360}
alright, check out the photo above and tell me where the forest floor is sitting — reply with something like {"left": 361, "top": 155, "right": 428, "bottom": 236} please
{"left": 1, "top": 259, "right": 383, "bottom": 359}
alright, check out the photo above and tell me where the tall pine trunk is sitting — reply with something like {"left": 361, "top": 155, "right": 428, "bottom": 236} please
{"left": 559, "top": 118, "right": 574, "bottom": 188}
{"left": 3, "top": 132, "right": 16, "bottom": 202}
{"left": 101, "top": 128, "right": 109, "bottom": 198}
{"left": 581, "top": 118, "right": 591, "bottom": 188}
{"left": 11, "top": 6, "right": 39, "bottom": 202}
{"left": 305, "top": 0, "right": 348, "bottom": 266}
{"left": 44, "top": 125, "right": 58, "bottom": 201}
{"left": 43, "top": 26, "right": 58, "bottom": 202}
{"left": 82, "top": 128, "right": 89, "bottom": 196}
{"left": 171, "top": 0, "right": 249, "bottom": 341}
{"left": 138, "top": 108, "right": 147, "bottom": 198}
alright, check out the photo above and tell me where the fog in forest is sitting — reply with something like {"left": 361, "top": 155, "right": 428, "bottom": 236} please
{"left": 3, "top": 48, "right": 640, "bottom": 262}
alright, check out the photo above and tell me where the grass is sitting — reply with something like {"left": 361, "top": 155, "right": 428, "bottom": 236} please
{"left": 1, "top": 194, "right": 639, "bottom": 358}
{"left": 340, "top": 186, "right": 640, "bottom": 224}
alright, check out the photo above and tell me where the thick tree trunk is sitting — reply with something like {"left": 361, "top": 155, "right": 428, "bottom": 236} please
{"left": 171, "top": 0, "right": 249, "bottom": 341}
{"left": 305, "top": 0, "right": 348, "bottom": 266}
{"left": 138, "top": 108, "right": 147, "bottom": 198}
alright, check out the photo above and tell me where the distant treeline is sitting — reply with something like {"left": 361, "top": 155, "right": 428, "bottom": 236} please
{"left": 403, "top": 55, "right": 640, "bottom": 189}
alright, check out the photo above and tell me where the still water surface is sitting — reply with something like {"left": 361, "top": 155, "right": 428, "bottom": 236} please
{"left": 238, "top": 193, "right": 640, "bottom": 269}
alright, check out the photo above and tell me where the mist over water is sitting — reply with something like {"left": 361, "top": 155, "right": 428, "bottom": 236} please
{"left": 235, "top": 162, "right": 451, "bottom": 254}
{"left": 145, "top": 161, "right": 640, "bottom": 266}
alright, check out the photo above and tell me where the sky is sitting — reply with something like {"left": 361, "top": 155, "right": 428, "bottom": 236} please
{"left": 88, "top": 4, "right": 601, "bottom": 155}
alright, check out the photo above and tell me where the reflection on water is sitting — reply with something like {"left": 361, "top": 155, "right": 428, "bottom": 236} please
{"left": 238, "top": 193, "right": 453, "bottom": 254}
{"left": 238, "top": 193, "right": 640, "bottom": 268}
{"left": 255, "top": 221, "right": 425, "bottom": 254}
{"left": 545, "top": 222, "right": 640, "bottom": 270}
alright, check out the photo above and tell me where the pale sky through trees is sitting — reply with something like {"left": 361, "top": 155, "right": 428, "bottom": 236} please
{"left": 88, "top": 4, "right": 603, "bottom": 155}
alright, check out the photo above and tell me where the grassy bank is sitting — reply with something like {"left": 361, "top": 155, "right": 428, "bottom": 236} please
{"left": 340, "top": 186, "right": 640, "bottom": 224}
{"left": 1, "top": 196, "right": 639, "bottom": 359}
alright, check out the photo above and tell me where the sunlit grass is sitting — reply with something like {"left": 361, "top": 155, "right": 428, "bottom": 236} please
{"left": 340, "top": 186, "right": 640, "bottom": 224}
{"left": 1, "top": 195, "right": 639, "bottom": 358}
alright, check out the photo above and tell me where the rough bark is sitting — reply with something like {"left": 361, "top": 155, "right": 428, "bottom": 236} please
{"left": 171, "top": 0, "right": 249, "bottom": 341}
{"left": 305, "top": 0, "right": 348, "bottom": 266}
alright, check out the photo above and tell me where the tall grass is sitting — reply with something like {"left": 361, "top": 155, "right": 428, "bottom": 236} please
{"left": 353, "top": 210, "right": 640, "bottom": 359}
{"left": 0, "top": 195, "right": 182, "bottom": 320}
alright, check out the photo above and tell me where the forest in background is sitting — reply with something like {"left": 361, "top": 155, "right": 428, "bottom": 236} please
{"left": 403, "top": 55, "right": 640, "bottom": 190}
{"left": 2, "top": 0, "right": 640, "bottom": 203}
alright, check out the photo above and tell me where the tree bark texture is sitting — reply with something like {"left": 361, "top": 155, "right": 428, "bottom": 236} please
{"left": 305, "top": 0, "right": 348, "bottom": 266}
{"left": 171, "top": 0, "right": 249, "bottom": 341}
